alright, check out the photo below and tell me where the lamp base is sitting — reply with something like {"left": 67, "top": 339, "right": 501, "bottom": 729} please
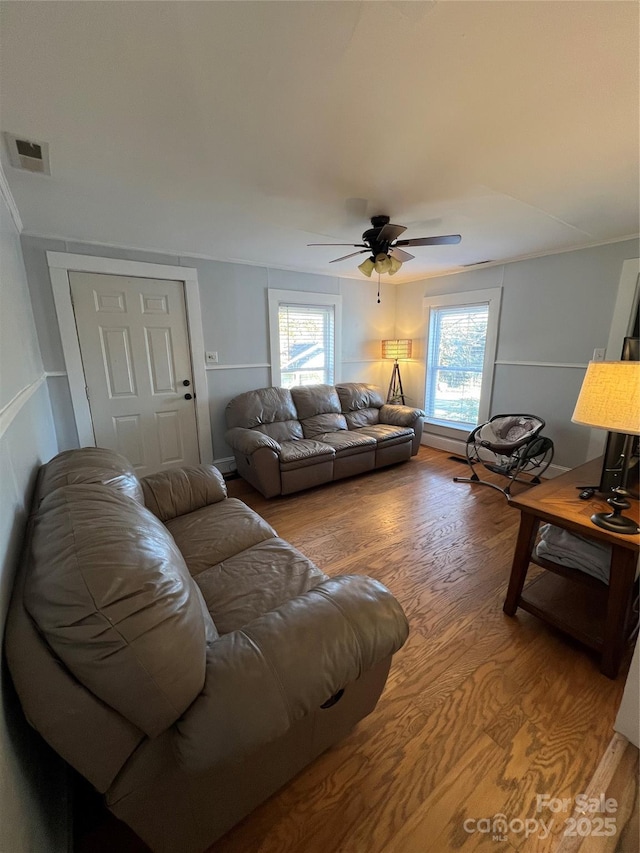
{"left": 591, "top": 512, "right": 639, "bottom": 535}
{"left": 591, "top": 488, "right": 639, "bottom": 535}
{"left": 387, "top": 361, "right": 406, "bottom": 405}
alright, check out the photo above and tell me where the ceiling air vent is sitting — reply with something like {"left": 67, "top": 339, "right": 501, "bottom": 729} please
{"left": 4, "top": 133, "right": 51, "bottom": 175}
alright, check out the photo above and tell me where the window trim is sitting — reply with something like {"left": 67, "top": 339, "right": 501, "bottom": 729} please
{"left": 422, "top": 287, "right": 502, "bottom": 433}
{"left": 268, "top": 289, "right": 342, "bottom": 387}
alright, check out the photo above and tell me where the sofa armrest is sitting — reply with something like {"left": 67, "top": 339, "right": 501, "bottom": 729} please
{"left": 225, "top": 427, "right": 281, "bottom": 456}
{"left": 173, "top": 575, "right": 409, "bottom": 771}
{"left": 141, "top": 465, "right": 227, "bottom": 522}
{"left": 379, "top": 404, "right": 425, "bottom": 427}
{"left": 380, "top": 405, "right": 425, "bottom": 455}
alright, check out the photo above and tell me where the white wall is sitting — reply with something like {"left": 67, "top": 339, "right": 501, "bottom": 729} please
{"left": 395, "top": 239, "right": 640, "bottom": 469}
{"left": 615, "top": 638, "right": 639, "bottom": 748}
{"left": 20, "top": 237, "right": 397, "bottom": 466}
{"left": 0, "top": 190, "right": 67, "bottom": 850}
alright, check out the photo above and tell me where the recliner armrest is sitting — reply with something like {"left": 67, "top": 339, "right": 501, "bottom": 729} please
{"left": 225, "top": 427, "right": 282, "bottom": 456}
{"left": 173, "top": 575, "right": 409, "bottom": 772}
{"left": 141, "top": 465, "right": 227, "bottom": 522}
{"left": 379, "top": 404, "right": 425, "bottom": 427}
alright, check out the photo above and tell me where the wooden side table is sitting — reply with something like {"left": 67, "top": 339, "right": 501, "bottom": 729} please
{"left": 503, "top": 458, "right": 639, "bottom": 678}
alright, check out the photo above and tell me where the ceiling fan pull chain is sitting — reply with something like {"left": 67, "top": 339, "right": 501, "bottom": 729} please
{"left": 377, "top": 273, "right": 381, "bottom": 304}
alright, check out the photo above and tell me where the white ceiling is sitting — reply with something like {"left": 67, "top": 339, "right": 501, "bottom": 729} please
{"left": 0, "top": 1, "right": 638, "bottom": 283}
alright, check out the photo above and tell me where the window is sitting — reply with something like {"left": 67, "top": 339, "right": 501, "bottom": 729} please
{"left": 423, "top": 288, "right": 502, "bottom": 431}
{"left": 268, "top": 290, "right": 342, "bottom": 388}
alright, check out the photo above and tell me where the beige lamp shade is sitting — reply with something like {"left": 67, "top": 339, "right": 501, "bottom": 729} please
{"left": 571, "top": 361, "right": 640, "bottom": 435}
{"left": 358, "top": 257, "right": 375, "bottom": 277}
{"left": 382, "top": 339, "right": 412, "bottom": 360}
{"left": 359, "top": 254, "right": 403, "bottom": 277}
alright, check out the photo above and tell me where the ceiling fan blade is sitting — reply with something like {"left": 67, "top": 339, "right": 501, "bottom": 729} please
{"left": 376, "top": 223, "right": 407, "bottom": 243}
{"left": 329, "top": 250, "right": 370, "bottom": 263}
{"left": 390, "top": 247, "right": 414, "bottom": 262}
{"left": 307, "top": 243, "right": 366, "bottom": 247}
{"left": 395, "top": 234, "right": 462, "bottom": 247}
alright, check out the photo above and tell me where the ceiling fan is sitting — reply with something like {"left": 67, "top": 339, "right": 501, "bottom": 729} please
{"left": 308, "top": 215, "right": 462, "bottom": 277}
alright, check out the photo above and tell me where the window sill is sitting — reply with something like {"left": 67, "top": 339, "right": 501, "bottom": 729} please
{"left": 424, "top": 418, "right": 474, "bottom": 433}
{"left": 423, "top": 419, "right": 474, "bottom": 443}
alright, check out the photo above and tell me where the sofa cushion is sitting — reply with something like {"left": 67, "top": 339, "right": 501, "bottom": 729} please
{"left": 38, "top": 447, "right": 144, "bottom": 505}
{"left": 226, "top": 387, "right": 298, "bottom": 429}
{"left": 355, "top": 423, "right": 414, "bottom": 446}
{"left": 290, "top": 384, "right": 341, "bottom": 419}
{"left": 336, "top": 383, "right": 385, "bottom": 413}
{"left": 278, "top": 439, "right": 335, "bottom": 472}
{"left": 314, "top": 431, "right": 376, "bottom": 457}
{"left": 166, "top": 498, "right": 277, "bottom": 576}
{"left": 344, "top": 408, "right": 380, "bottom": 429}
{"left": 25, "top": 486, "right": 208, "bottom": 739}
{"left": 141, "top": 465, "right": 227, "bottom": 522}
{"left": 194, "top": 538, "right": 327, "bottom": 634}
{"left": 289, "top": 385, "right": 347, "bottom": 439}
{"left": 300, "top": 412, "right": 348, "bottom": 439}
{"left": 255, "top": 420, "right": 304, "bottom": 443}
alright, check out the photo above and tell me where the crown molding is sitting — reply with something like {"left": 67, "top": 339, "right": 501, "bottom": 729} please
{"left": 0, "top": 162, "right": 23, "bottom": 232}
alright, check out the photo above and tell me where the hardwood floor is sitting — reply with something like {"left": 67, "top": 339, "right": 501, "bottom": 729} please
{"left": 76, "top": 448, "right": 638, "bottom": 852}
{"left": 213, "top": 448, "right": 635, "bottom": 853}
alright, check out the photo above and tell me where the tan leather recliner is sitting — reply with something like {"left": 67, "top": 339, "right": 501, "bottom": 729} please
{"left": 6, "top": 448, "right": 409, "bottom": 853}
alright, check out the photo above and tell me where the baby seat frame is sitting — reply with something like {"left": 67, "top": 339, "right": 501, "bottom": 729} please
{"left": 453, "top": 413, "right": 554, "bottom": 499}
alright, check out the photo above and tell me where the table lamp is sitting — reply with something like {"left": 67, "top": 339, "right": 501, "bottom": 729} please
{"left": 381, "top": 339, "right": 412, "bottom": 404}
{"left": 571, "top": 361, "right": 640, "bottom": 534}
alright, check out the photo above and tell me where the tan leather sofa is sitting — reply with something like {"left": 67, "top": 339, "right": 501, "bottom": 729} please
{"left": 6, "top": 447, "right": 409, "bottom": 853}
{"left": 225, "top": 382, "right": 425, "bottom": 498}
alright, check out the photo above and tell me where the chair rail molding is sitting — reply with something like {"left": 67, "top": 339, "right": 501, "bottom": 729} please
{"left": 0, "top": 375, "right": 47, "bottom": 440}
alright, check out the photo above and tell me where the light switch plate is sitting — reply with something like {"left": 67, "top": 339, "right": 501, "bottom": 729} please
{"left": 205, "top": 351, "right": 218, "bottom": 364}
{"left": 592, "top": 348, "right": 606, "bottom": 362}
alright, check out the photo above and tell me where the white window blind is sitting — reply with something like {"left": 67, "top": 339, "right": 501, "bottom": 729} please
{"left": 425, "top": 303, "right": 490, "bottom": 427}
{"left": 277, "top": 302, "right": 335, "bottom": 388}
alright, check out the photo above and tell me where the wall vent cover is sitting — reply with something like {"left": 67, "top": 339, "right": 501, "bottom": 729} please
{"left": 4, "top": 133, "right": 51, "bottom": 174}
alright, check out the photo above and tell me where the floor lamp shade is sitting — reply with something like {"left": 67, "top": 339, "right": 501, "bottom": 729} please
{"left": 381, "top": 340, "right": 412, "bottom": 404}
{"left": 571, "top": 361, "right": 640, "bottom": 534}
{"left": 382, "top": 339, "right": 412, "bottom": 360}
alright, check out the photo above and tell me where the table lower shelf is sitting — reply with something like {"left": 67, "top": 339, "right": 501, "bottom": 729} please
{"left": 519, "top": 572, "right": 609, "bottom": 651}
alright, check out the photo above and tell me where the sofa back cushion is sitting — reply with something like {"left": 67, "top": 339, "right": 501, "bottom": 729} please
{"left": 225, "top": 387, "right": 303, "bottom": 441}
{"left": 38, "top": 447, "right": 144, "bottom": 504}
{"left": 25, "top": 485, "right": 210, "bottom": 738}
{"left": 290, "top": 384, "right": 347, "bottom": 438}
{"left": 336, "top": 383, "right": 385, "bottom": 429}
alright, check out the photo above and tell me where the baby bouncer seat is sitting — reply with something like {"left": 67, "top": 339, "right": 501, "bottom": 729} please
{"left": 453, "top": 414, "right": 554, "bottom": 498}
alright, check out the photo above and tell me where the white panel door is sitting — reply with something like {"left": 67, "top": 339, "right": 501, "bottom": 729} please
{"left": 69, "top": 272, "right": 200, "bottom": 475}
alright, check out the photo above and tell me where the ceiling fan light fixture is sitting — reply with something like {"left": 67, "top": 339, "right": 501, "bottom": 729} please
{"left": 358, "top": 257, "right": 375, "bottom": 277}
{"left": 374, "top": 253, "right": 391, "bottom": 274}
{"left": 388, "top": 255, "right": 402, "bottom": 276}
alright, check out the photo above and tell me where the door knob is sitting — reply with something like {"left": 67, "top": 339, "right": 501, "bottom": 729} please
{"left": 184, "top": 393, "right": 193, "bottom": 400}
{"left": 182, "top": 379, "right": 191, "bottom": 387}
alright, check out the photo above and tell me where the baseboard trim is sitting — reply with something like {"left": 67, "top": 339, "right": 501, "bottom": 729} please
{"left": 214, "top": 455, "right": 237, "bottom": 474}
{"left": 421, "top": 432, "right": 466, "bottom": 457}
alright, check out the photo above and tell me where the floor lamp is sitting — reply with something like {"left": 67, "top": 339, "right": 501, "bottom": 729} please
{"left": 571, "top": 360, "right": 640, "bottom": 534}
{"left": 382, "top": 339, "right": 412, "bottom": 405}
